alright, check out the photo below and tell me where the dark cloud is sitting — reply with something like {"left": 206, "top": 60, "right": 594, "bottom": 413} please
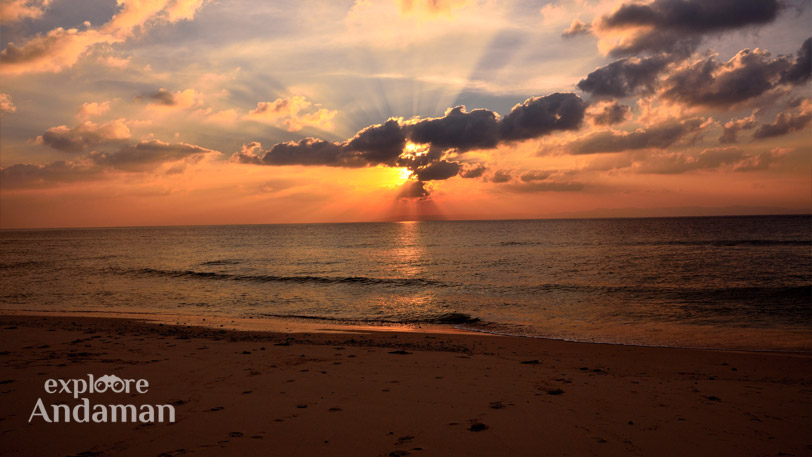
{"left": 231, "top": 93, "right": 588, "bottom": 199}
{"left": 230, "top": 141, "right": 264, "bottom": 164}
{"left": 634, "top": 147, "right": 746, "bottom": 174}
{"left": 398, "top": 145, "right": 443, "bottom": 171}
{"left": 3, "top": 138, "right": 220, "bottom": 188}
{"left": 91, "top": 140, "right": 216, "bottom": 171}
{"left": 459, "top": 164, "right": 486, "bottom": 178}
{"left": 588, "top": 102, "right": 631, "bottom": 125}
{"left": 413, "top": 160, "right": 461, "bottom": 181}
{"left": 569, "top": 118, "right": 705, "bottom": 154}
{"left": 405, "top": 106, "right": 500, "bottom": 152}
{"left": 562, "top": 19, "right": 591, "bottom": 38}
{"left": 719, "top": 112, "right": 758, "bottom": 143}
{"left": 490, "top": 169, "right": 512, "bottom": 183}
{"left": 2, "top": 141, "right": 215, "bottom": 187}
{"left": 0, "top": 35, "right": 52, "bottom": 64}
{"left": 488, "top": 169, "right": 583, "bottom": 191}
{"left": 396, "top": 181, "right": 429, "bottom": 200}
{"left": 519, "top": 170, "right": 551, "bottom": 182}
{"left": 598, "top": 0, "right": 781, "bottom": 57}
{"left": 579, "top": 38, "right": 808, "bottom": 104}
{"left": 500, "top": 93, "right": 586, "bottom": 141}
{"left": 346, "top": 119, "right": 406, "bottom": 165}
{"left": 579, "top": 0, "right": 787, "bottom": 104}
{"left": 662, "top": 49, "right": 791, "bottom": 107}
{"left": 236, "top": 93, "right": 585, "bottom": 172}
{"left": 752, "top": 108, "right": 812, "bottom": 139}
{"left": 733, "top": 150, "right": 781, "bottom": 171}
{"left": 0, "top": 161, "right": 101, "bottom": 189}
{"left": 577, "top": 56, "right": 670, "bottom": 98}
{"left": 137, "top": 89, "right": 176, "bottom": 106}
{"left": 237, "top": 143, "right": 352, "bottom": 170}
{"left": 38, "top": 120, "right": 130, "bottom": 153}
{"left": 584, "top": 147, "right": 783, "bottom": 174}
{"left": 610, "top": 31, "right": 701, "bottom": 60}
{"left": 780, "top": 37, "right": 812, "bottom": 84}
{"left": 787, "top": 96, "right": 808, "bottom": 108}
{"left": 259, "top": 138, "right": 362, "bottom": 167}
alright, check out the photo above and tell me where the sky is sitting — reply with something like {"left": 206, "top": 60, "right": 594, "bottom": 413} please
{"left": 0, "top": 0, "right": 810, "bottom": 228}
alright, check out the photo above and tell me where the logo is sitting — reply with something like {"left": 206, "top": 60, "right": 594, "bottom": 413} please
{"left": 95, "top": 374, "right": 125, "bottom": 392}
{"left": 29, "top": 374, "right": 175, "bottom": 423}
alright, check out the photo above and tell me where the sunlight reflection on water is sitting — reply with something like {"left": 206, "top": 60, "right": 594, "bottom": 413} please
{"left": 1, "top": 215, "right": 810, "bottom": 350}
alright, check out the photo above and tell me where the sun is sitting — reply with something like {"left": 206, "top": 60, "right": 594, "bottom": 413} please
{"left": 397, "top": 167, "right": 413, "bottom": 183}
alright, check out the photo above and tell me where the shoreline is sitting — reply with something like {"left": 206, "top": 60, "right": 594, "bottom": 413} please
{"left": 0, "top": 309, "right": 487, "bottom": 337}
{"left": 2, "top": 308, "right": 809, "bottom": 355}
{"left": 1, "top": 312, "right": 810, "bottom": 456}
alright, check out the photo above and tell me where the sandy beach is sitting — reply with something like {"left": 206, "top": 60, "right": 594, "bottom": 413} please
{"left": 0, "top": 312, "right": 809, "bottom": 457}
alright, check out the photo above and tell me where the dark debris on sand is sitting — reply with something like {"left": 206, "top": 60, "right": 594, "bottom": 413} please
{"left": 468, "top": 422, "right": 488, "bottom": 432}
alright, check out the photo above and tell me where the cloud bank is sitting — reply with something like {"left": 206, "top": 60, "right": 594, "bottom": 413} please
{"left": 232, "top": 92, "right": 587, "bottom": 195}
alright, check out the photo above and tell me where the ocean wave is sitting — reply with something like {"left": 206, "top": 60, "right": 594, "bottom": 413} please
{"left": 495, "top": 239, "right": 811, "bottom": 248}
{"left": 254, "top": 311, "right": 480, "bottom": 325}
{"left": 199, "top": 259, "right": 242, "bottom": 266}
{"left": 627, "top": 239, "right": 811, "bottom": 247}
{"left": 497, "top": 241, "right": 541, "bottom": 246}
{"left": 124, "top": 267, "right": 448, "bottom": 287}
{"left": 0, "top": 260, "right": 44, "bottom": 269}
{"left": 526, "top": 283, "right": 810, "bottom": 296}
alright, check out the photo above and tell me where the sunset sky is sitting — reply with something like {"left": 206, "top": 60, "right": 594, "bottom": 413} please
{"left": 1, "top": 0, "right": 810, "bottom": 228}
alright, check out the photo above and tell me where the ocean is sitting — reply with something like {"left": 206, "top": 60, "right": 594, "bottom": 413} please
{"left": 1, "top": 215, "right": 810, "bottom": 351}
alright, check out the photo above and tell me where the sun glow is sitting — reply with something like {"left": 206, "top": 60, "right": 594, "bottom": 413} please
{"left": 397, "top": 167, "right": 413, "bottom": 183}
{"left": 401, "top": 142, "right": 430, "bottom": 161}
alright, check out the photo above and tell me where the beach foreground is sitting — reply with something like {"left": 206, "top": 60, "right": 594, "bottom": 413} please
{"left": 0, "top": 314, "right": 809, "bottom": 457}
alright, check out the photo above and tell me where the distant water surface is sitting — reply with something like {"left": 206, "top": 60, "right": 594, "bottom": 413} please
{"left": 1, "top": 215, "right": 810, "bottom": 351}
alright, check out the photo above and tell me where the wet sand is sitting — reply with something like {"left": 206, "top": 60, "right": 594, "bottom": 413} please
{"left": 0, "top": 313, "right": 809, "bottom": 456}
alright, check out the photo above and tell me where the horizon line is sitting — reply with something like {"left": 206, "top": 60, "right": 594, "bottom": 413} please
{"left": 1, "top": 211, "right": 809, "bottom": 231}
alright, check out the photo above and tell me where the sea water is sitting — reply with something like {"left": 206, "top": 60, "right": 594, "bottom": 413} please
{"left": 1, "top": 215, "right": 809, "bottom": 351}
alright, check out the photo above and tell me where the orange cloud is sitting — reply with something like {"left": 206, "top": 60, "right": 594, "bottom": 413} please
{"left": 0, "top": 0, "right": 50, "bottom": 24}
{"left": 138, "top": 88, "right": 203, "bottom": 111}
{"left": 89, "top": 139, "right": 219, "bottom": 171}
{"left": 0, "top": 93, "right": 16, "bottom": 113}
{"left": 561, "top": 18, "right": 592, "bottom": 38}
{"left": 37, "top": 119, "right": 131, "bottom": 152}
{"left": 244, "top": 96, "right": 337, "bottom": 132}
{"left": 204, "top": 108, "right": 240, "bottom": 125}
{"left": 164, "top": 0, "right": 206, "bottom": 21}
{"left": 0, "top": 0, "right": 206, "bottom": 75}
{"left": 2, "top": 137, "right": 221, "bottom": 191}
{"left": 77, "top": 101, "right": 112, "bottom": 119}
{"left": 1, "top": 28, "right": 112, "bottom": 75}
{"left": 100, "top": 0, "right": 205, "bottom": 39}
{"left": 97, "top": 55, "right": 131, "bottom": 69}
